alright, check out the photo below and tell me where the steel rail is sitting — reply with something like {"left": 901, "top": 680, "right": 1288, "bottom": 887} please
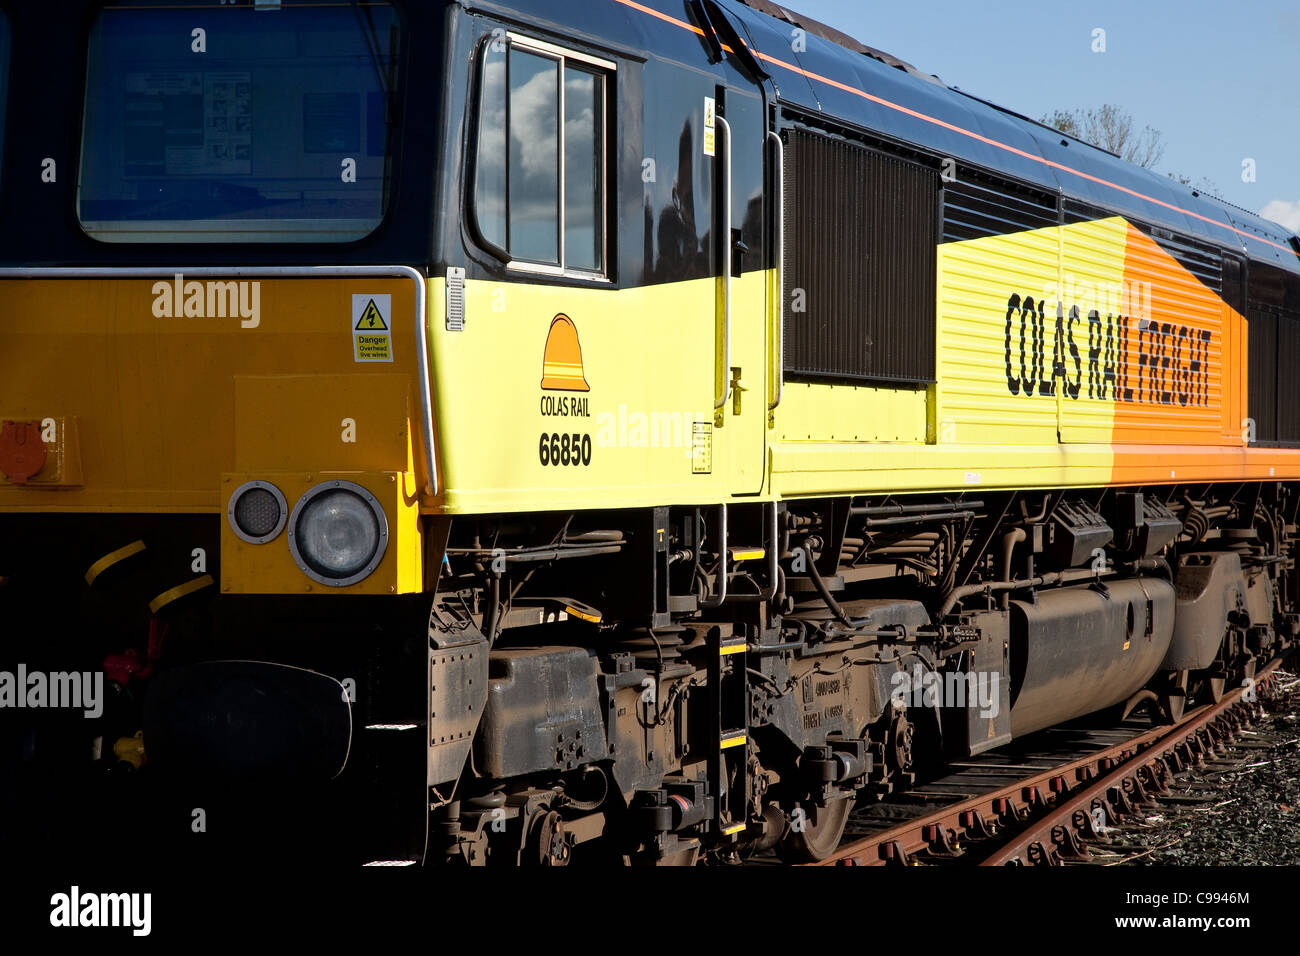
{"left": 813, "top": 657, "right": 1282, "bottom": 867}
{"left": 977, "top": 657, "right": 1281, "bottom": 866}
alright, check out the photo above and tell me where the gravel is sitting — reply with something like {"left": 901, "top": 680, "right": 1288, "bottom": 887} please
{"left": 1123, "top": 672, "right": 1300, "bottom": 866}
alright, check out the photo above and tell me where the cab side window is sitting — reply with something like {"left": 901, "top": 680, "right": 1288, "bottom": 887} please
{"left": 473, "top": 32, "right": 612, "bottom": 277}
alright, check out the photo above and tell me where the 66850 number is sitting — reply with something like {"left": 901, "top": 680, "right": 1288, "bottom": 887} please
{"left": 539, "top": 432, "right": 592, "bottom": 467}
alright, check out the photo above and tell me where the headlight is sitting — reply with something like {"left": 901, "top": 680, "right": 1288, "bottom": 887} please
{"left": 288, "top": 481, "right": 389, "bottom": 587}
{"left": 227, "top": 480, "right": 288, "bottom": 544}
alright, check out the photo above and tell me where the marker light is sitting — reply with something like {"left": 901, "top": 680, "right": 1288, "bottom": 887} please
{"left": 228, "top": 480, "right": 288, "bottom": 544}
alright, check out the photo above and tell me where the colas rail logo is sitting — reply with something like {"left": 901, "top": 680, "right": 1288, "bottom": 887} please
{"left": 537, "top": 313, "right": 593, "bottom": 468}
{"left": 540, "top": 313, "right": 590, "bottom": 394}
{"left": 539, "top": 314, "right": 591, "bottom": 418}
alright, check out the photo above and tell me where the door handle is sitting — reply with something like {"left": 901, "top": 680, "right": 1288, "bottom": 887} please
{"left": 730, "top": 366, "right": 747, "bottom": 415}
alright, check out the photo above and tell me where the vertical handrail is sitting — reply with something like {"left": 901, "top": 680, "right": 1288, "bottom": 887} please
{"left": 766, "top": 130, "right": 784, "bottom": 418}
{"left": 714, "top": 116, "right": 733, "bottom": 420}
{"left": 766, "top": 499, "right": 778, "bottom": 602}
{"left": 700, "top": 504, "right": 729, "bottom": 608}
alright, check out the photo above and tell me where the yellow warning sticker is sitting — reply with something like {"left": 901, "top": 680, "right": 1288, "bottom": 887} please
{"left": 355, "top": 299, "right": 388, "bottom": 331}
{"left": 355, "top": 334, "right": 391, "bottom": 361}
{"left": 351, "top": 293, "right": 393, "bottom": 363}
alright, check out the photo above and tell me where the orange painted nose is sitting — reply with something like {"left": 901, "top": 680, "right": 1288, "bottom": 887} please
{"left": 540, "top": 314, "right": 590, "bottom": 392}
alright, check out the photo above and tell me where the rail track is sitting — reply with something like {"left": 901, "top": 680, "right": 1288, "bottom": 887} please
{"left": 805, "top": 657, "right": 1288, "bottom": 867}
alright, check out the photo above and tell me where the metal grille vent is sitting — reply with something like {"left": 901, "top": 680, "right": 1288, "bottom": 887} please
{"left": 783, "top": 129, "right": 938, "bottom": 385}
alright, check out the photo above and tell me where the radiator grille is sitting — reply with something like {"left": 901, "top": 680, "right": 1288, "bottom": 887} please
{"left": 1247, "top": 261, "right": 1300, "bottom": 445}
{"left": 783, "top": 129, "right": 938, "bottom": 385}
{"left": 1247, "top": 309, "right": 1278, "bottom": 443}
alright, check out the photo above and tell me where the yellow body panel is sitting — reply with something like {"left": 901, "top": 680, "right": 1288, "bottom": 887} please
{"left": 937, "top": 222, "right": 1063, "bottom": 448}
{"left": 425, "top": 271, "right": 770, "bottom": 514}
{"left": 769, "top": 440, "right": 1115, "bottom": 497}
{"left": 776, "top": 381, "right": 926, "bottom": 444}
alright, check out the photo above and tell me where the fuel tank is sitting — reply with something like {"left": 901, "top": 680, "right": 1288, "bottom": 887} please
{"left": 1008, "top": 577, "right": 1174, "bottom": 737}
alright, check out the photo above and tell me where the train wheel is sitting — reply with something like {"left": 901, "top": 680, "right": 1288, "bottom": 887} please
{"left": 1156, "top": 671, "right": 1189, "bottom": 724}
{"left": 526, "top": 809, "right": 572, "bottom": 866}
{"left": 777, "top": 796, "right": 852, "bottom": 863}
{"left": 1205, "top": 676, "right": 1226, "bottom": 704}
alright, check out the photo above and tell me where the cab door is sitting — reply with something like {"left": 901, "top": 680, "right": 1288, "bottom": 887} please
{"left": 710, "top": 83, "right": 768, "bottom": 495}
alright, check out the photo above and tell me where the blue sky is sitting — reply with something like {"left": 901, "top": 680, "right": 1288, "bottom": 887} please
{"left": 792, "top": 0, "right": 1300, "bottom": 233}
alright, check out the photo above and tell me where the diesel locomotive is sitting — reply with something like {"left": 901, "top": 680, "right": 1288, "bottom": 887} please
{"left": 2, "top": 0, "right": 1298, "bottom": 866}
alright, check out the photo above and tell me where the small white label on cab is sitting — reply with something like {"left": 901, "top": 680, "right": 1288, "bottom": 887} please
{"left": 703, "top": 96, "right": 715, "bottom": 157}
